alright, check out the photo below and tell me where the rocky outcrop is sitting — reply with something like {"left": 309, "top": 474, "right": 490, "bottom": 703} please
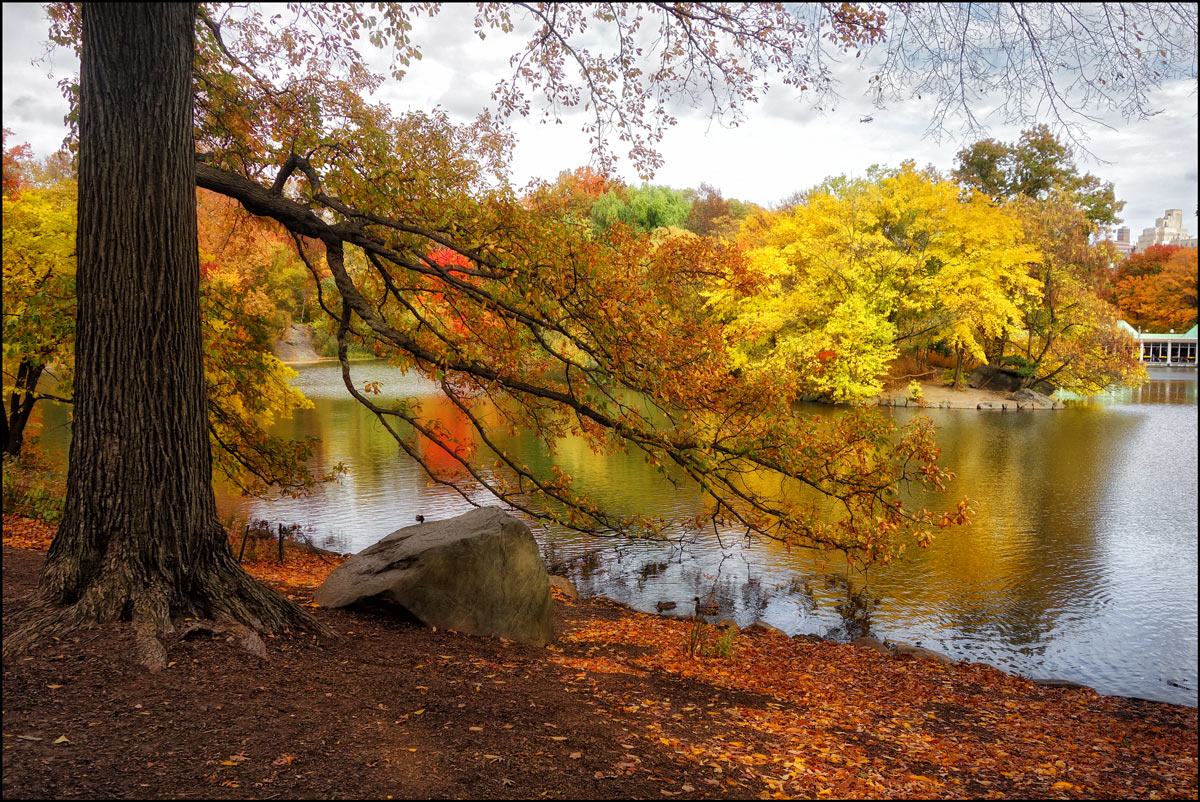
{"left": 968, "top": 364, "right": 1054, "bottom": 395}
{"left": 314, "top": 507, "right": 554, "bottom": 646}
{"left": 968, "top": 364, "right": 1026, "bottom": 393}
{"left": 892, "top": 642, "right": 958, "bottom": 666}
{"left": 273, "top": 323, "right": 321, "bottom": 363}
{"left": 849, "top": 635, "right": 892, "bottom": 655}
{"left": 1009, "top": 388, "right": 1064, "bottom": 409}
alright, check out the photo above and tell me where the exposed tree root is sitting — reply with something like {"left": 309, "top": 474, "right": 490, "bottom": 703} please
{"left": 3, "top": 553, "right": 331, "bottom": 669}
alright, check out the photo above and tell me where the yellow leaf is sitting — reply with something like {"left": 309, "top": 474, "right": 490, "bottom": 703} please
{"left": 53, "top": 735, "right": 70, "bottom": 744}
{"left": 569, "top": 752, "right": 582, "bottom": 759}
{"left": 1051, "top": 781, "right": 1074, "bottom": 791}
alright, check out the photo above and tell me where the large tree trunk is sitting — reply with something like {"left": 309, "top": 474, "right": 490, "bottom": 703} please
{"left": 3, "top": 3, "right": 321, "bottom": 668}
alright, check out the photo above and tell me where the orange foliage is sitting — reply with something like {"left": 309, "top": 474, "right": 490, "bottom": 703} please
{"left": 1108, "top": 244, "right": 1195, "bottom": 331}
{"left": 549, "top": 605, "right": 1197, "bottom": 799}
{"left": 2, "top": 515, "right": 56, "bottom": 550}
{"left": 1110, "top": 245, "right": 1198, "bottom": 332}
{"left": 2, "top": 128, "right": 33, "bottom": 197}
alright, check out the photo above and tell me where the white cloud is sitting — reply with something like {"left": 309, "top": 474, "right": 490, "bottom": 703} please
{"left": 2, "top": 3, "right": 75, "bottom": 155}
{"left": 3, "top": 4, "right": 1195, "bottom": 233}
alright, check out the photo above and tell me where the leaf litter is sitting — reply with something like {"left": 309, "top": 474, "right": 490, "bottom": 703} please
{"left": 3, "top": 515, "right": 1196, "bottom": 799}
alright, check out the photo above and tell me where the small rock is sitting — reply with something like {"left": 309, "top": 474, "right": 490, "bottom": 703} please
{"left": 892, "top": 642, "right": 957, "bottom": 666}
{"left": 549, "top": 575, "right": 579, "bottom": 600}
{"left": 1009, "top": 388, "right": 1055, "bottom": 408}
{"left": 747, "top": 620, "right": 784, "bottom": 636}
{"left": 849, "top": 635, "right": 892, "bottom": 654}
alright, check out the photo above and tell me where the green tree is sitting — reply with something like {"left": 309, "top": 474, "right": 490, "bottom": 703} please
{"left": 1008, "top": 191, "right": 1145, "bottom": 394}
{"left": 952, "top": 124, "right": 1126, "bottom": 228}
{"left": 591, "top": 183, "right": 692, "bottom": 232}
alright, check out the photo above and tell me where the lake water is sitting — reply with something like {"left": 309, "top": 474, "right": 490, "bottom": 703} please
{"left": 31, "top": 363, "right": 1198, "bottom": 707}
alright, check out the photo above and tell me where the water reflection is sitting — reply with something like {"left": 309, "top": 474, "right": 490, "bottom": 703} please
{"left": 26, "top": 360, "right": 1198, "bottom": 707}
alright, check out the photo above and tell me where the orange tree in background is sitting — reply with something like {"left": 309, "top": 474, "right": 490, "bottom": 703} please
{"left": 1107, "top": 245, "right": 1199, "bottom": 333}
{"left": 5, "top": 3, "right": 1194, "bottom": 663}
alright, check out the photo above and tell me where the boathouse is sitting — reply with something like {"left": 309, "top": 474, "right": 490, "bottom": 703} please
{"left": 1118, "top": 321, "right": 1198, "bottom": 366}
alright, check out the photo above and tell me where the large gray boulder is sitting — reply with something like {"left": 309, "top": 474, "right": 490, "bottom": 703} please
{"left": 314, "top": 507, "right": 554, "bottom": 646}
{"left": 967, "top": 364, "right": 1026, "bottom": 392}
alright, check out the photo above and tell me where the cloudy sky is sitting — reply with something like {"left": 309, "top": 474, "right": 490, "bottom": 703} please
{"left": 3, "top": 3, "right": 1197, "bottom": 235}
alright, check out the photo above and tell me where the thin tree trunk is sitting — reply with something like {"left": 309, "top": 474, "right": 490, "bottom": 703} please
{"left": 3, "top": 3, "right": 322, "bottom": 668}
{"left": 3, "top": 361, "right": 45, "bottom": 456}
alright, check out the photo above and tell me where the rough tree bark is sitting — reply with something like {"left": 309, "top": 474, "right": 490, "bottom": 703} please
{"left": 2, "top": 3, "right": 322, "bottom": 669}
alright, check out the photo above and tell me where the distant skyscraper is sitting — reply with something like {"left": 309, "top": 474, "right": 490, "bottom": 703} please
{"left": 1134, "top": 209, "right": 1194, "bottom": 252}
{"left": 1106, "top": 226, "right": 1133, "bottom": 257}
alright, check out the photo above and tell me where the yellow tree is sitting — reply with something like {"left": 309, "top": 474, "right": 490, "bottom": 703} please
{"left": 1, "top": 166, "right": 76, "bottom": 456}
{"left": 1010, "top": 191, "right": 1146, "bottom": 394}
{"left": 712, "top": 164, "right": 1040, "bottom": 399}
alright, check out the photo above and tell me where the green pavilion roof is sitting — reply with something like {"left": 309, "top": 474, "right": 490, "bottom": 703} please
{"left": 1117, "top": 321, "right": 1198, "bottom": 340}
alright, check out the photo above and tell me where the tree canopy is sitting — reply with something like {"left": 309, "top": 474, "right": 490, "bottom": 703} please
{"left": 33, "top": 1, "right": 1198, "bottom": 541}
{"left": 708, "top": 163, "right": 1041, "bottom": 401}
{"left": 1107, "top": 245, "right": 1200, "bottom": 332}
{"left": 952, "top": 125, "right": 1126, "bottom": 228}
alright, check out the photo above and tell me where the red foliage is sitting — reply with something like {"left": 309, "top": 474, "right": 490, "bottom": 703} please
{"left": 2, "top": 128, "right": 33, "bottom": 197}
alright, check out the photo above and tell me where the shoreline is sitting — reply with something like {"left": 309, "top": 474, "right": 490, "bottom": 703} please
{"left": 595, "top": 589, "right": 1191, "bottom": 710}
{"left": 863, "top": 380, "right": 1064, "bottom": 410}
{"left": 3, "top": 542, "right": 1195, "bottom": 799}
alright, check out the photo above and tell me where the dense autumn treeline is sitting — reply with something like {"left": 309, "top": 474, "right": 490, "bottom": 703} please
{"left": 4, "top": 118, "right": 1189, "bottom": 537}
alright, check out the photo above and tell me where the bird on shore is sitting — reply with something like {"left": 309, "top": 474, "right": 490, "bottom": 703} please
{"left": 415, "top": 514, "right": 425, "bottom": 523}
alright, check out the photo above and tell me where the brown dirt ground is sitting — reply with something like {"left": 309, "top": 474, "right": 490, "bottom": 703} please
{"left": 3, "top": 544, "right": 1196, "bottom": 800}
